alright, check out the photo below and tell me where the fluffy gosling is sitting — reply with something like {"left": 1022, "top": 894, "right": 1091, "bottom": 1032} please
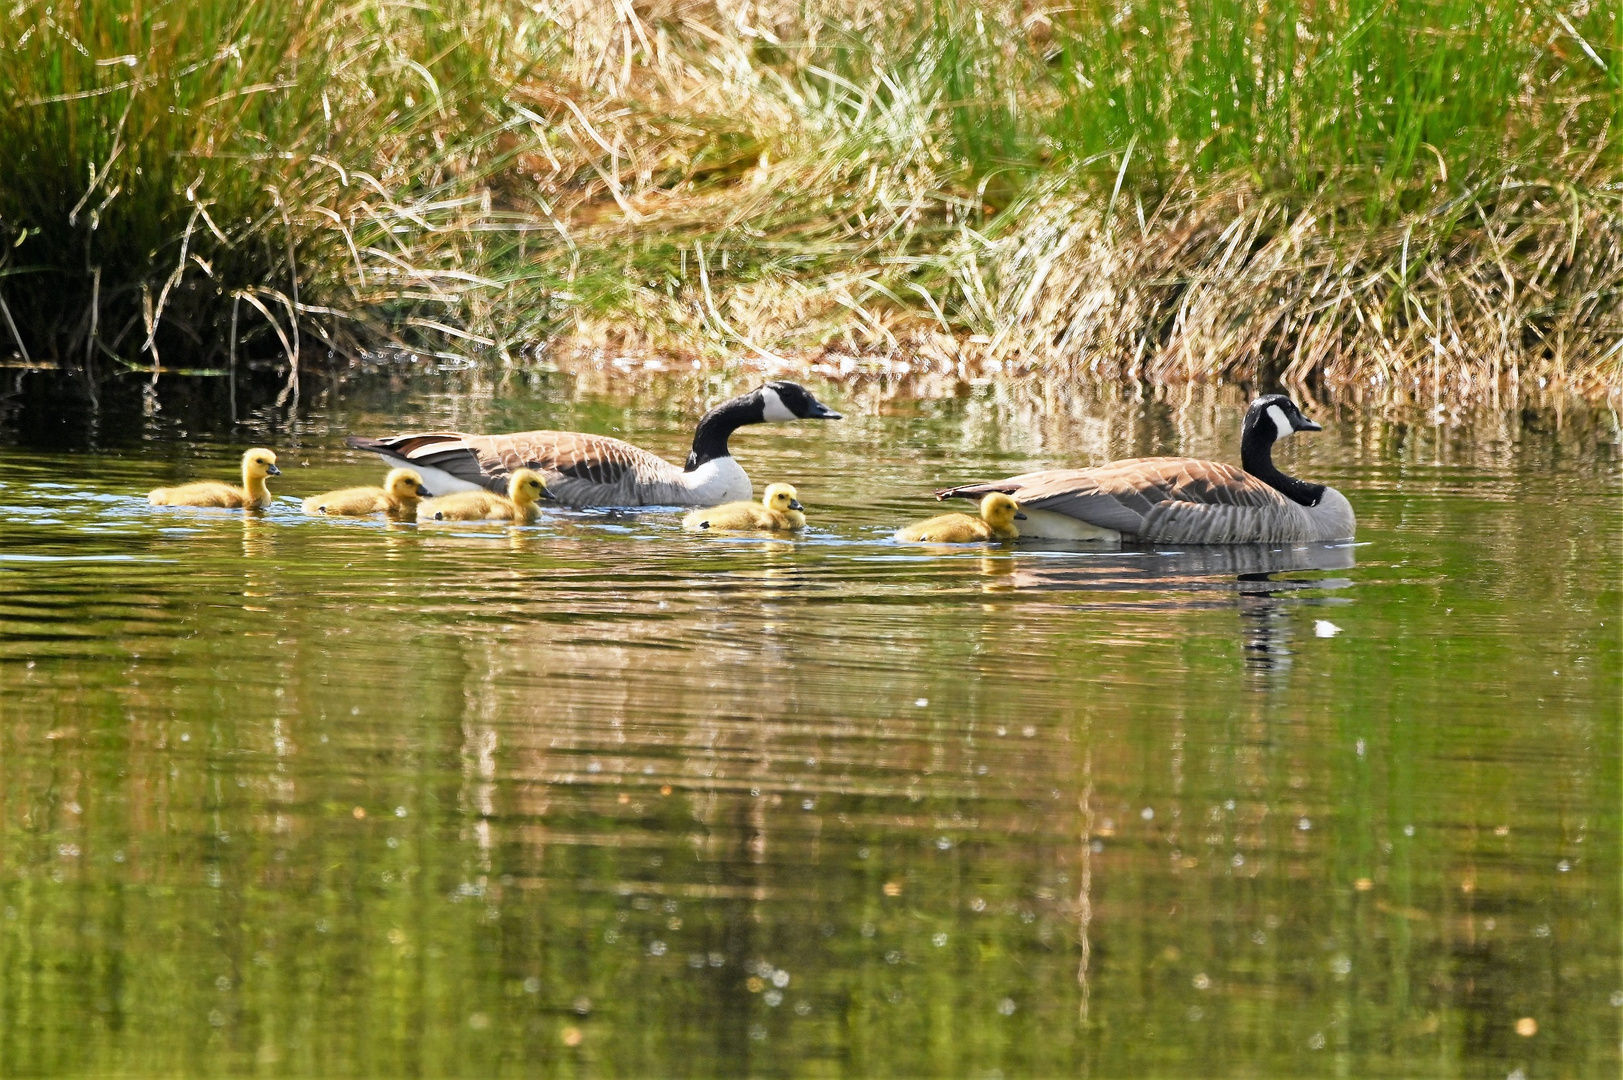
{"left": 683, "top": 483, "right": 806, "bottom": 533}
{"left": 303, "top": 468, "right": 432, "bottom": 518}
{"left": 418, "top": 468, "right": 547, "bottom": 523}
{"left": 149, "top": 448, "right": 280, "bottom": 509}
{"left": 896, "top": 492, "right": 1025, "bottom": 543}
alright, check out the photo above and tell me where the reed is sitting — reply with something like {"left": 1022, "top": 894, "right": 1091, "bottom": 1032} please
{"left": 1, "top": 1, "right": 1617, "bottom": 396}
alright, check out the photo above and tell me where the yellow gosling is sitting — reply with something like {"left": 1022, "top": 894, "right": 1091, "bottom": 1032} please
{"left": 683, "top": 483, "right": 806, "bottom": 533}
{"left": 303, "top": 468, "right": 431, "bottom": 518}
{"left": 149, "top": 449, "right": 280, "bottom": 509}
{"left": 419, "top": 468, "right": 547, "bottom": 523}
{"left": 896, "top": 492, "right": 1025, "bottom": 543}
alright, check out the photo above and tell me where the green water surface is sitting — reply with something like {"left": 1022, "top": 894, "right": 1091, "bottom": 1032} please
{"left": 0, "top": 374, "right": 1618, "bottom": 1078}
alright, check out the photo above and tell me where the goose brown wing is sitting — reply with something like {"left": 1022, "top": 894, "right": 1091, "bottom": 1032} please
{"left": 939, "top": 458, "right": 1288, "bottom": 536}
{"left": 478, "top": 431, "right": 679, "bottom": 489}
{"left": 347, "top": 430, "right": 680, "bottom": 493}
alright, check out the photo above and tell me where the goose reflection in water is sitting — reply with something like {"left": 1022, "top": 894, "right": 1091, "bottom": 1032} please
{"left": 1000, "top": 541, "right": 1356, "bottom": 677}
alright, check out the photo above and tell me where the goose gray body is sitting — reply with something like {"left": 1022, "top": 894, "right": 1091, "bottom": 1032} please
{"left": 345, "top": 382, "right": 841, "bottom": 509}
{"left": 937, "top": 395, "right": 1355, "bottom": 544}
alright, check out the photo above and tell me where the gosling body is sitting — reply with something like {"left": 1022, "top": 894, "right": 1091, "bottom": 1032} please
{"left": 303, "top": 468, "right": 431, "bottom": 518}
{"left": 419, "top": 468, "right": 546, "bottom": 523}
{"left": 683, "top": 483, "right": 806, "bottom": 533}
{"left": 896, "top": 492, "right": 1025, "bottom": 543}
{"left": 149, "top": 449, "right": 280, "bottom": 509}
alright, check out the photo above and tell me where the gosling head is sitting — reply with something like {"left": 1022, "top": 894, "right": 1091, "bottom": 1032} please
{"left": 980, "top": 492, "right": 1025, "bottom": 526}
{"left": 763, "top": 483, "right": 803, "bottom": 512}
{"left": 385, "top": 468, "right": 431, "bottom": 501}
{"left": 242, "top": 448, "right": 281, "bottom": 480}
{"left": 508, "top": 468, "right": 547, "bottom": 506}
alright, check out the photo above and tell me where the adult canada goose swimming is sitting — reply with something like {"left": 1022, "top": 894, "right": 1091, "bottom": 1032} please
{"left": 935, "top": 394, "right": 1355, "bottom": 544}
{"left": 345, "top": 381, "right": 842, "bottom": 508}
{"left": 302, "top": 468, "right": 432, "bottom": 518}
{"left": 896, "top": 492, "right": 1025, "bottom": 543}
{"left": 682, "top": 482, "right": 806, "bottom": 533}
{"left": 418, "top": 468, "right": 547, "bottom": 523}
{"left": 148, "top": 449, "right": 280, "bottom": 509}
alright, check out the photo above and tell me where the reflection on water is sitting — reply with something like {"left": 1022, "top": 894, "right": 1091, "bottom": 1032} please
{"left": 0, "top": 375, "right": 1617, "bottom": 1077}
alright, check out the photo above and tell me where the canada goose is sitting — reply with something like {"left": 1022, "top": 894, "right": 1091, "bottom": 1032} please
{"left": 149, "top": 448, "right": 280, "bottom": 509}
{"left": 344, "top": 381, "right": 842, "bottom": 508}
{"left": 896, "top": 492, "right": 1025, "bottom": 543}
{"left": 418, "top": 468, "right": 547, "bottom": 523}
{"left": 683, "top": 483, "right": 806, "bottom": 533}
{"left": 936, "top": 394, "right": 1356, "bottom": 543}
{"left": 302, "top": 468, "right": 432, "bottom": 518}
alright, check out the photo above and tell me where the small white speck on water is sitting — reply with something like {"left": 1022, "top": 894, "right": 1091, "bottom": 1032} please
{"left": 1404, "top": 825, "right": 1415, "bottom": 836}
{"left": 933, "top": 933, "right": 948, "bottom": 947}
{"left": 1558, "top": 860, "right": 1571, "bottom": 871}
{"left": 1315, "top": 620, "right": 1342, "bottom": 637}
{"left": 1308, "top": 1032, "right": 1326, "bottom": 1050}
{"left": 1192, "top": 973, "right": 1211, "bottom": 990}
{"left": 1609, "top": 990, "right": 1623, "bottom": 1007}
{"left": 1355, "top": 739, "right": 1366, "bottom": 756}
{"left": 764, "top": 989, "right": 782, "bottom": 1006}
{"left": 998, "top": 998, "right": 1016, "bottom": 1016}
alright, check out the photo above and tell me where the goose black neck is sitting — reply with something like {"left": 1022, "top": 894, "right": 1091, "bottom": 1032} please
{"left": 1241, "top": 421, "right": 1325, "bottom": 508}
{"left": 684, "top": 394, "right": 761, "bottom": 471}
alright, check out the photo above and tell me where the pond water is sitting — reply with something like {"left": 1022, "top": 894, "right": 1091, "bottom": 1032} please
{"left": 0, "top": 370, "right": 1618, "bottom": 1077}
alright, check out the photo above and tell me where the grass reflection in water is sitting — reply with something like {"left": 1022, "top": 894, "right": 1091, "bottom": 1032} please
{"left": 0, "top": 379, "right": 1616, "bottom": 1077}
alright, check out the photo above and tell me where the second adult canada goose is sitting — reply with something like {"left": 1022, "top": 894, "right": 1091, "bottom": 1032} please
{"left": 344, "top": 381, "right": 842, "bottom": 508}
{"left": 896, "top": 492, "right": 1025, "bottom": 543}
{"left": 148, "top": 449, "right": 280, "bottom": 509}
{"left": 418, "top": 468, "right": 547, "bottom": 523}
{"left": 682, "top": 483, "right": 806, "bottom": 533}
{"left": 302, "top": 468, "right": 432, "bottom": 518}
{"left": 935, "top": 394, "right": 1356, "bottom": 544}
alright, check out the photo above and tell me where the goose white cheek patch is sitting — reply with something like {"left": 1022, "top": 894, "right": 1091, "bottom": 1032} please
{"left": 1268, "top": 404, "right": 1294, "bottom": 440}
{"left": 760, "top": 386, "right": 797, "bottom": 422}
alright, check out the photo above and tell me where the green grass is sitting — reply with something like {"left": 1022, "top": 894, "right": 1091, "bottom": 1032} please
{"left": 0, "top": 0, "right": 1618, "bottom": 394}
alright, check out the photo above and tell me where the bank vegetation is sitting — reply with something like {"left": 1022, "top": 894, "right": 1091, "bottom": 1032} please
{"left": 1, "top": 0, "right": 1619, "bottom": 398}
